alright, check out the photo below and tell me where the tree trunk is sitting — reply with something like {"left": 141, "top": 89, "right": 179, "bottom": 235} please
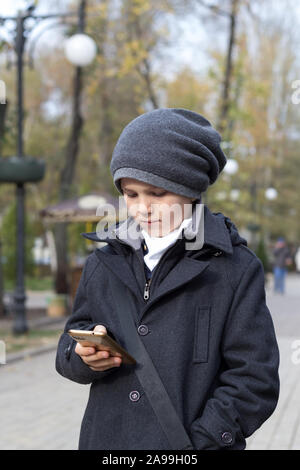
{"left": 100, "top": 89, "right": 115, "bottom": 169}
{"left": 0, "top": 101, "right": 8, "bottom": 315}
{"left": 200, "top": 0, "right": 240, "bottom": 206}
{"left": 54, "top": 67, "right": 83, "bottom": 294}
{"left": 0, "top": 101, "right": 8, "bottom": 155}
{"left": 53, "top": 223, "right": 70, "bottom": 294}
{"left": 216, "top": 0, "right": 240, "bottom": 137}
{"left": 99, "top": 64, "right": 115, "bottom": 168}
{"left": 0, "top": 239, "right": 5, "bottom": 317}
{"left": 132, "top": 14, "right": 159, "bottom": 109}
{"left": 217, "top": 0, "right": 240, "bottom": 139}
{"left": 196, "top": 0, "right": 240, "bottom": 138}
{"left": 138, "top": 58, "right": 159, "bottom": 109}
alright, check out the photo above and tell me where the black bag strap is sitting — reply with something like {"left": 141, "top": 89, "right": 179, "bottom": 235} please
{"left": 108, "top": 270, "right": 194, "bottom": 450}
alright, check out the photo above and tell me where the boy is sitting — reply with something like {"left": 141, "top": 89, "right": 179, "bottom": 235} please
{"left": 56, "top": 108, "right": 279, "bottom": 450}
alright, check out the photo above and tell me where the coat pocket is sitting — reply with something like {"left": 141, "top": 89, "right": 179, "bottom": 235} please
{"left": 193, "top": 306, "right": 211, "bottom": 363}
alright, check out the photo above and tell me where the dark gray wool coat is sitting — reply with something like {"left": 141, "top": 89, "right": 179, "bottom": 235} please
{"left": 55, "top": 203, "right": 280, "bottom": 451}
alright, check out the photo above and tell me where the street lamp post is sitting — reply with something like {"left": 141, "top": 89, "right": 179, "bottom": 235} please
{"left": 0, "top": 2, "right": 96, "bottom": 334}
{"left": 14, "top": 10, "right": 31, "bottom": 335}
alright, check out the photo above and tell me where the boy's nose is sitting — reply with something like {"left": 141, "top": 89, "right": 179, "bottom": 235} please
{"left": 137, "top": 199, "right": 154, "bottom": 214}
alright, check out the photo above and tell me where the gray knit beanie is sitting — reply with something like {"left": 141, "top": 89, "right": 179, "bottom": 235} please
{"left": 110, "top": 108, "right": 227, "bottom": 199}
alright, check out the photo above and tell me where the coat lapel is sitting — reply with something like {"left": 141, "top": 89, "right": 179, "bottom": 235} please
{"left": 82, "top": 202, "right": 235, "bottom": 317}
{"left": 95, "top": 246, "right": 210, "bottom": 320}
{"left": 94, "top": 249, "right": 140, "bottom": 300}
{"left": 140, "top": 257, "right": 210, "bottom": 318}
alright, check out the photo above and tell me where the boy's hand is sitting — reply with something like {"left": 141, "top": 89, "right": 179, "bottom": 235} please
{"left": 74, "top": 325, "right": 122, "bottom": 371}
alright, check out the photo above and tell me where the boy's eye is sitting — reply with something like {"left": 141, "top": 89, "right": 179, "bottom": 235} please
{"left": 126, "top": 192, "right": 166, "bottom": 198}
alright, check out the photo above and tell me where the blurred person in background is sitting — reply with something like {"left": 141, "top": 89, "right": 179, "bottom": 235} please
{"left": 272, "top": 237, "right": 292, "bottom": 294}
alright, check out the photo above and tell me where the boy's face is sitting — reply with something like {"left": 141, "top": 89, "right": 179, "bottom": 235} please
{"left": 120, "top": 178, "right": 197, "bottom": 237}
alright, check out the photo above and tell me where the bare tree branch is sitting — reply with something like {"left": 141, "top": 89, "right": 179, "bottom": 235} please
{"left": 197, "top": 0, "right": 231, "bottom": 18}
{"left": 243, "top": 0, "right": 261, "bottom": 23}
{"left": 216, "top": 0, "right": 240, "bottom": 136}
{"left": 136, "top": 58, "right": 159, "bottom": 109}
{"left": 127, "top": 6, "right": 160, "bottom": 109}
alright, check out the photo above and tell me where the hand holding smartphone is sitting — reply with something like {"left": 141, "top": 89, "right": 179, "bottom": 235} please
{"left": 69, "top": 326, "right": 136, "bottom": 366}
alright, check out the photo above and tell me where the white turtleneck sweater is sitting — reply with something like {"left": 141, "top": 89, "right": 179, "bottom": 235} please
{"left": 141, "top": 216, "right": 192, "bottom": 272}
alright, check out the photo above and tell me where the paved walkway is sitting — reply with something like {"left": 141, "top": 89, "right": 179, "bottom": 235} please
{"left": 0, "top": 274, "right": 299, "bottom": 450}
{"left": 246, "top": 274, "right": 300, "bottom": 450}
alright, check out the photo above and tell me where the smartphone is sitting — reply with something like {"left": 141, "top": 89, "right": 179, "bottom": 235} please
{"left": 68, "top": 329, "right": 136, "bottom": 365}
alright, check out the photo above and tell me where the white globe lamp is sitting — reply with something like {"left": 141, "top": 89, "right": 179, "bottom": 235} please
{"left": 230, "top": 189, "right": 240, "bottom": 201}
{"left": 224, "top": 159, "right": 239, "bottom": 176}
{"left": 64, "top": 33, "right": 97, "bottom": 67}
{"left": 265, "top": 187, "right": 278, "bottom": 201}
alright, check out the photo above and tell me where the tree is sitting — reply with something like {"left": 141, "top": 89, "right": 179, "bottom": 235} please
{"left": 0, "top": 237, "right": 5, "bottom": 316}
{"left": 0, "top": 201, "right": 35, "bottom": 286}
{"left": 53, "top": 0, "right": 90, "bottom": 294}
{"left": 256, "top": 235, "right": 270, "bottom": 273}
{"left": 53, "top": 59, "right": 85, "bottom": 294}
{"left": 164, "top": 66, "right": 213, "bottom": 111}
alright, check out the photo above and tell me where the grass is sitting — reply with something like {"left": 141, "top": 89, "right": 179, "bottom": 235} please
{"left": 4, "top": 276, "right": 54, "bottom": 292}
{"left": 0, "top": 328, "right": 62, "bottom": 354}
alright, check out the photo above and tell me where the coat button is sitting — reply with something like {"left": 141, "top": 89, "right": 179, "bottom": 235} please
{"left": 138, "top": 324, "right": 149, "bottom": 336}
{"left": 129, "top": 391, "right": 140, "bottom": 402}
{"left": 221, "top": 432, "right": 233, "bottom": 444}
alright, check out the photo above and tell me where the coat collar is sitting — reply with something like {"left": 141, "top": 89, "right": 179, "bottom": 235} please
{"left": 81, "top": 202, "right": 234, "bottom": 255}
{"left": 87, "top": 202, "right": 237, "bottom": 316}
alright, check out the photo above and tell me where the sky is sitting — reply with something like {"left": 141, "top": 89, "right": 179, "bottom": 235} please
{"left": 0, "top": 1, "right": 70, "bottom": 47}
{"left": 0, "top": 0, "right": 70, "bottom": 16}
{"left": 0, "top": 0, "right": 300, "bottom": 79}
{"left": 0, "top": 0, "right": 219, "bottom": 79}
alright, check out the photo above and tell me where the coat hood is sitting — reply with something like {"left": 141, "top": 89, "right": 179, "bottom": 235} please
{"left": 214, "top": 211, "right": 248, "bottom": 248}
{"left": 81, "top": 202, "right": 247, "bottom": 255}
